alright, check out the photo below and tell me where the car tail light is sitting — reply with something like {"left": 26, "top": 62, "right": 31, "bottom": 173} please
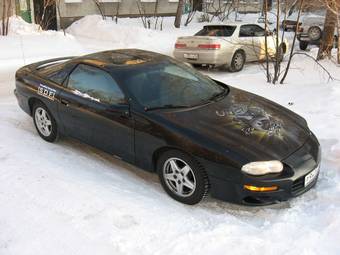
{"left": 198, "top": 44, "right": 221, "bottom": 50}
{"left": 175, "top": 43, "right": 187, "bottom": 49}
{"left": 298, "top": 26, "right": 304, "bottom": 33}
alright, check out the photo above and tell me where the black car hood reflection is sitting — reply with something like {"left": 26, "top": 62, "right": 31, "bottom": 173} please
{"left": 154, "top": 87, "right": 310, "bottom": 162}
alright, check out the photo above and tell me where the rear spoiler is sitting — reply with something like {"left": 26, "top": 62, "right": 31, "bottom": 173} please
{"left": 27, "top": 56, "right": 75, "bottom": 71}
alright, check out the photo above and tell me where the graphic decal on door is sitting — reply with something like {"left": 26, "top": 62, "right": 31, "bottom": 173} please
{"left": 38, "top": 84, "right": 56, "bottom": 101}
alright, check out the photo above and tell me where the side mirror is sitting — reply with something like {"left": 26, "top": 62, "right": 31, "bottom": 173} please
{"left": 108, "top": 102, "right": 130, "bottom": 118}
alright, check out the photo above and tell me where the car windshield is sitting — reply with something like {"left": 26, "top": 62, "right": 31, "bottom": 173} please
{"left": 195, "top": 26, "right": 236, "bottom": 37}
{"left": 117, "top": 61, "right": 227, "bottom": 110}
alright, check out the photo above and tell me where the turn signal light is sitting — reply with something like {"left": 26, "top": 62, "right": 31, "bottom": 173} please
{"left": 244, "top": 185, "right": 278, "bottom": 192}
{"left": 198, "top": 44, "right": 221, "bottom": 49}
{"left": 175, "top": 43, "right": 187, "bottom": 49}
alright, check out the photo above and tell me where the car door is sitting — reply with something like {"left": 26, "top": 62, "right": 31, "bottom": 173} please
{"left": 58, "top": 63, "right": 134, "bottom": 162}
{"left": 238, "top": 24, "right": 264, "bottom": 61}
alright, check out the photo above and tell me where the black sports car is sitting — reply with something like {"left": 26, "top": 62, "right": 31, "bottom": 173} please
{"left": 14, "top": 49, "right": 321, "bottom": 206}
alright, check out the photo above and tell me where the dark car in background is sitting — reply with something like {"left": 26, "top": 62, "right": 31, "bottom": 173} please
{"left": 15, "top": 49, "right": 321, "bottom": 206}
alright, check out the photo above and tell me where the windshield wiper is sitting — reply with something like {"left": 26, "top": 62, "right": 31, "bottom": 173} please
{"left": 144, "top": 104, "right": 190, "bottom": 112}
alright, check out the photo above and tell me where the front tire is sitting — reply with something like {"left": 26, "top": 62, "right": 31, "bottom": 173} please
{"left": 229, "top": 50, "right": 245, "bottom": 72}
{"left": 33, "top": 102, "right": 58, "bottom": 142}
{"left": 299, "top": 41, "right": 309, "bottom": 51}
{"left": 157, "top": 150, "right": 209, "bottom": 205}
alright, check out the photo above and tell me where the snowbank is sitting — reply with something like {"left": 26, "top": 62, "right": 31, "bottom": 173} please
{"left": 6, "top": 16, "right": 40, "bottom": 35}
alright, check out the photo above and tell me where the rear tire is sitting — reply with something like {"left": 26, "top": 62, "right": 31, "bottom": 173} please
{"left": 308, "top": 26, "right": 322, "bottom": 41}
{"left": 157, "top": 150, "right": 209, "bottom": 205}
{"left": 33, "top": 101, "right": 58, "bottom": 143}
{"left": 191, "top": 64, "right": 202, "bottom": 68}
{"left": 229, "top": 50, "right": 245, "bottom": 72}
{"left": 299, "top": 41, "right": 309, "bottom": 51}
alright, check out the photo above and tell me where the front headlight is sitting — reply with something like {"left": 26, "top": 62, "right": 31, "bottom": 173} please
{"left": 241, "top": 160, "right": 283, "bottom": 176}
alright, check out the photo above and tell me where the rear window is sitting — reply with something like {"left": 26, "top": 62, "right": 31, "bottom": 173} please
{"left": 195, "top": 26, "right": 236, "bottom": 37}
{"left": 37, "top": 62, "right": 73, "bottom": 85}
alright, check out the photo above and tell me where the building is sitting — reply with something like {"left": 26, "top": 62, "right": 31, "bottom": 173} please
{"left": 9, "top": 0, "right": 267, "bottom": 30}
{"left": 58, "top": 0, "right": 265, "bottom": 28}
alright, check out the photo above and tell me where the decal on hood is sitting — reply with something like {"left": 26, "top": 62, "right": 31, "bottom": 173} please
{"left": 216, "top": 96, "right": 283, "bottom": 138}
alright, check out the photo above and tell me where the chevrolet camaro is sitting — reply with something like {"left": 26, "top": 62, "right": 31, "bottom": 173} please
{"left": 15, "top": 49, "right": 320, "bottom": 205}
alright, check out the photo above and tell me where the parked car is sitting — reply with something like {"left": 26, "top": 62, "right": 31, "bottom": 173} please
{"left": 15, "top": 49, "right": 320, "bottom": 206}
{"left": 173, "top": 23, "right": 289, "bottom": 72}
{"left": 297, "top": 15, "right": 338, "bottom": 50}
{"left": 281, "top": 19, "right": 301, "bottom": 31}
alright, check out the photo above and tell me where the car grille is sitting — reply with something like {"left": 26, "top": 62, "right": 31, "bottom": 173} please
{"left": 291, "top": 177, "right": 305, "bottom": 195}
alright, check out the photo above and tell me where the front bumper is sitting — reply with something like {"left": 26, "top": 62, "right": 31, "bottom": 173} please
{"left": 209, "top": 132, "right": 321, "bottom": 205}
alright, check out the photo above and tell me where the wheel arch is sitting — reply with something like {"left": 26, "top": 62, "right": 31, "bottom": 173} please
{"left": 28, "top": 97, "right": 45, "bottom": 116}
{"left": 152, "top": 146, "right": 201, "bottom": 172}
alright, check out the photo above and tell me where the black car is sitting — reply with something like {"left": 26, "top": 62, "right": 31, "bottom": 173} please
{"left": 14, "top": 49, "right": 321, "bottom": 206}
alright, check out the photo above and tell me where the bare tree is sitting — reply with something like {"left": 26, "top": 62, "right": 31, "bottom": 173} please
{"left": 272, "top": 0, "right": 281, "bottom": 83}
{"left": 113, "top": 2, "right": 121, "bottom": 24}
{"left": 280, "top": 0, "right": 304, "bottom": 84}
{"left": 317, "top": 0, "right": 339, "bottom": 60}
{"left": 1, "top": 0, "right": 12, "bottom": 36}
{"left": 174, "top": 0, "right": 184, "bottom": 28}
{"left": 184, "top": 0, "right": 203, "bottom": 26}
{"left": 92, "top": 0, "right": 106, "bottom": 20}
{"left": 264, "top": 0, "right": 270, "bottom": 82}
{"left": 34, "top": 0, "right": 58, "bottom": 30}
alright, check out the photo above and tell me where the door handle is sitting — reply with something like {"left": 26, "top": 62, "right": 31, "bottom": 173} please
{"left": 61, "top": 99, "right": 69, "bottom": 106}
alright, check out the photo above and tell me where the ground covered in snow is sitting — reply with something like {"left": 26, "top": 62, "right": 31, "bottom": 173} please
{"left": 1, "top": 15, "right": 340, "bottom": 255}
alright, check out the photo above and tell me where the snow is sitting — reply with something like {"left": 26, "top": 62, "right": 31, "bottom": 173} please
{"left": 1, "top": 15, "right": 340, "bottom": 255}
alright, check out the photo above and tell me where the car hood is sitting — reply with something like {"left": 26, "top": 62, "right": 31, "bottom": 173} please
{"left": 155, "top": 87, "right": 310, "bottom": 162}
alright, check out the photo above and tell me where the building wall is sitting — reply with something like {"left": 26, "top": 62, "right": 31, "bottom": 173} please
{"left": 205, "top": 0, "right": 263, "bottom": 14}
{"left": 58, "top": 0, "right": 265, "bottom": 28}
{"left": 58, "top": 0, "right": 179, "bottom": 28}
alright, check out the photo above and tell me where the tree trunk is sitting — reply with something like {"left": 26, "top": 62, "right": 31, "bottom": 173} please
{"left": 174, "top": 0, "right": 184, "bottom": 28}
{"left": 264, "top": 0, "right": 270, "bottom": 82}
{"left": 317, "top": 1, "right": 337, "bottom": 60}
{"left": 280, "top": 0, "right": 304, "bottom": 84}
{"left": 1, "top": 0, "right": 6, "bottom": 35}
{"left": 273, "top": 0, "right": 280, "bottom": 84}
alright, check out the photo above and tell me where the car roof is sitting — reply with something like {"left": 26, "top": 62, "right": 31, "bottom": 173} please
{"left": 75, "top": 49, "right": 167, "bottom": 68}
{"left": 204, "top": 22, "right": 264, "bottom": 27}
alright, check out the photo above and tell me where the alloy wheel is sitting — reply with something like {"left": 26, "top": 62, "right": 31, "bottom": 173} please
{"left": 163, "top": 157, "right": 196, "bottom": 197}
{"left": 34, "top": 107, "right": 52, "bottom": 137}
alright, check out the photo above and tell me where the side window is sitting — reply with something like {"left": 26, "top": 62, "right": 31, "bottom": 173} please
{"left": 48, "top": 66, "right": 74, "bottom": 85}
{"left": 239, "top": 25, "right": 265, "bottom": 37}
{"left": 67, "top": 64, "right": 125, "bottom": 105}
{"left": 252, "top": 25, "right": 265, "bottom": 36}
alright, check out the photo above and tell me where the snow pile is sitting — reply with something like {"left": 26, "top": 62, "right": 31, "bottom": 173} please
{"left": 67, "top": 15, "right": 159, "bottom": 46}
{"left": 0, "top": 17, "right": 85, "bottom": 66}
{"left": 7, "top": 16, "right": 40, "bottom": 35}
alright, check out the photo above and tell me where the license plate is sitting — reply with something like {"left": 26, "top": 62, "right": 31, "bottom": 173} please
{"left": 184, "top": 53, "right": 198, "bottom": 60}
{"left": 304, "top": 166, "right": 319, "bottom": 187}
